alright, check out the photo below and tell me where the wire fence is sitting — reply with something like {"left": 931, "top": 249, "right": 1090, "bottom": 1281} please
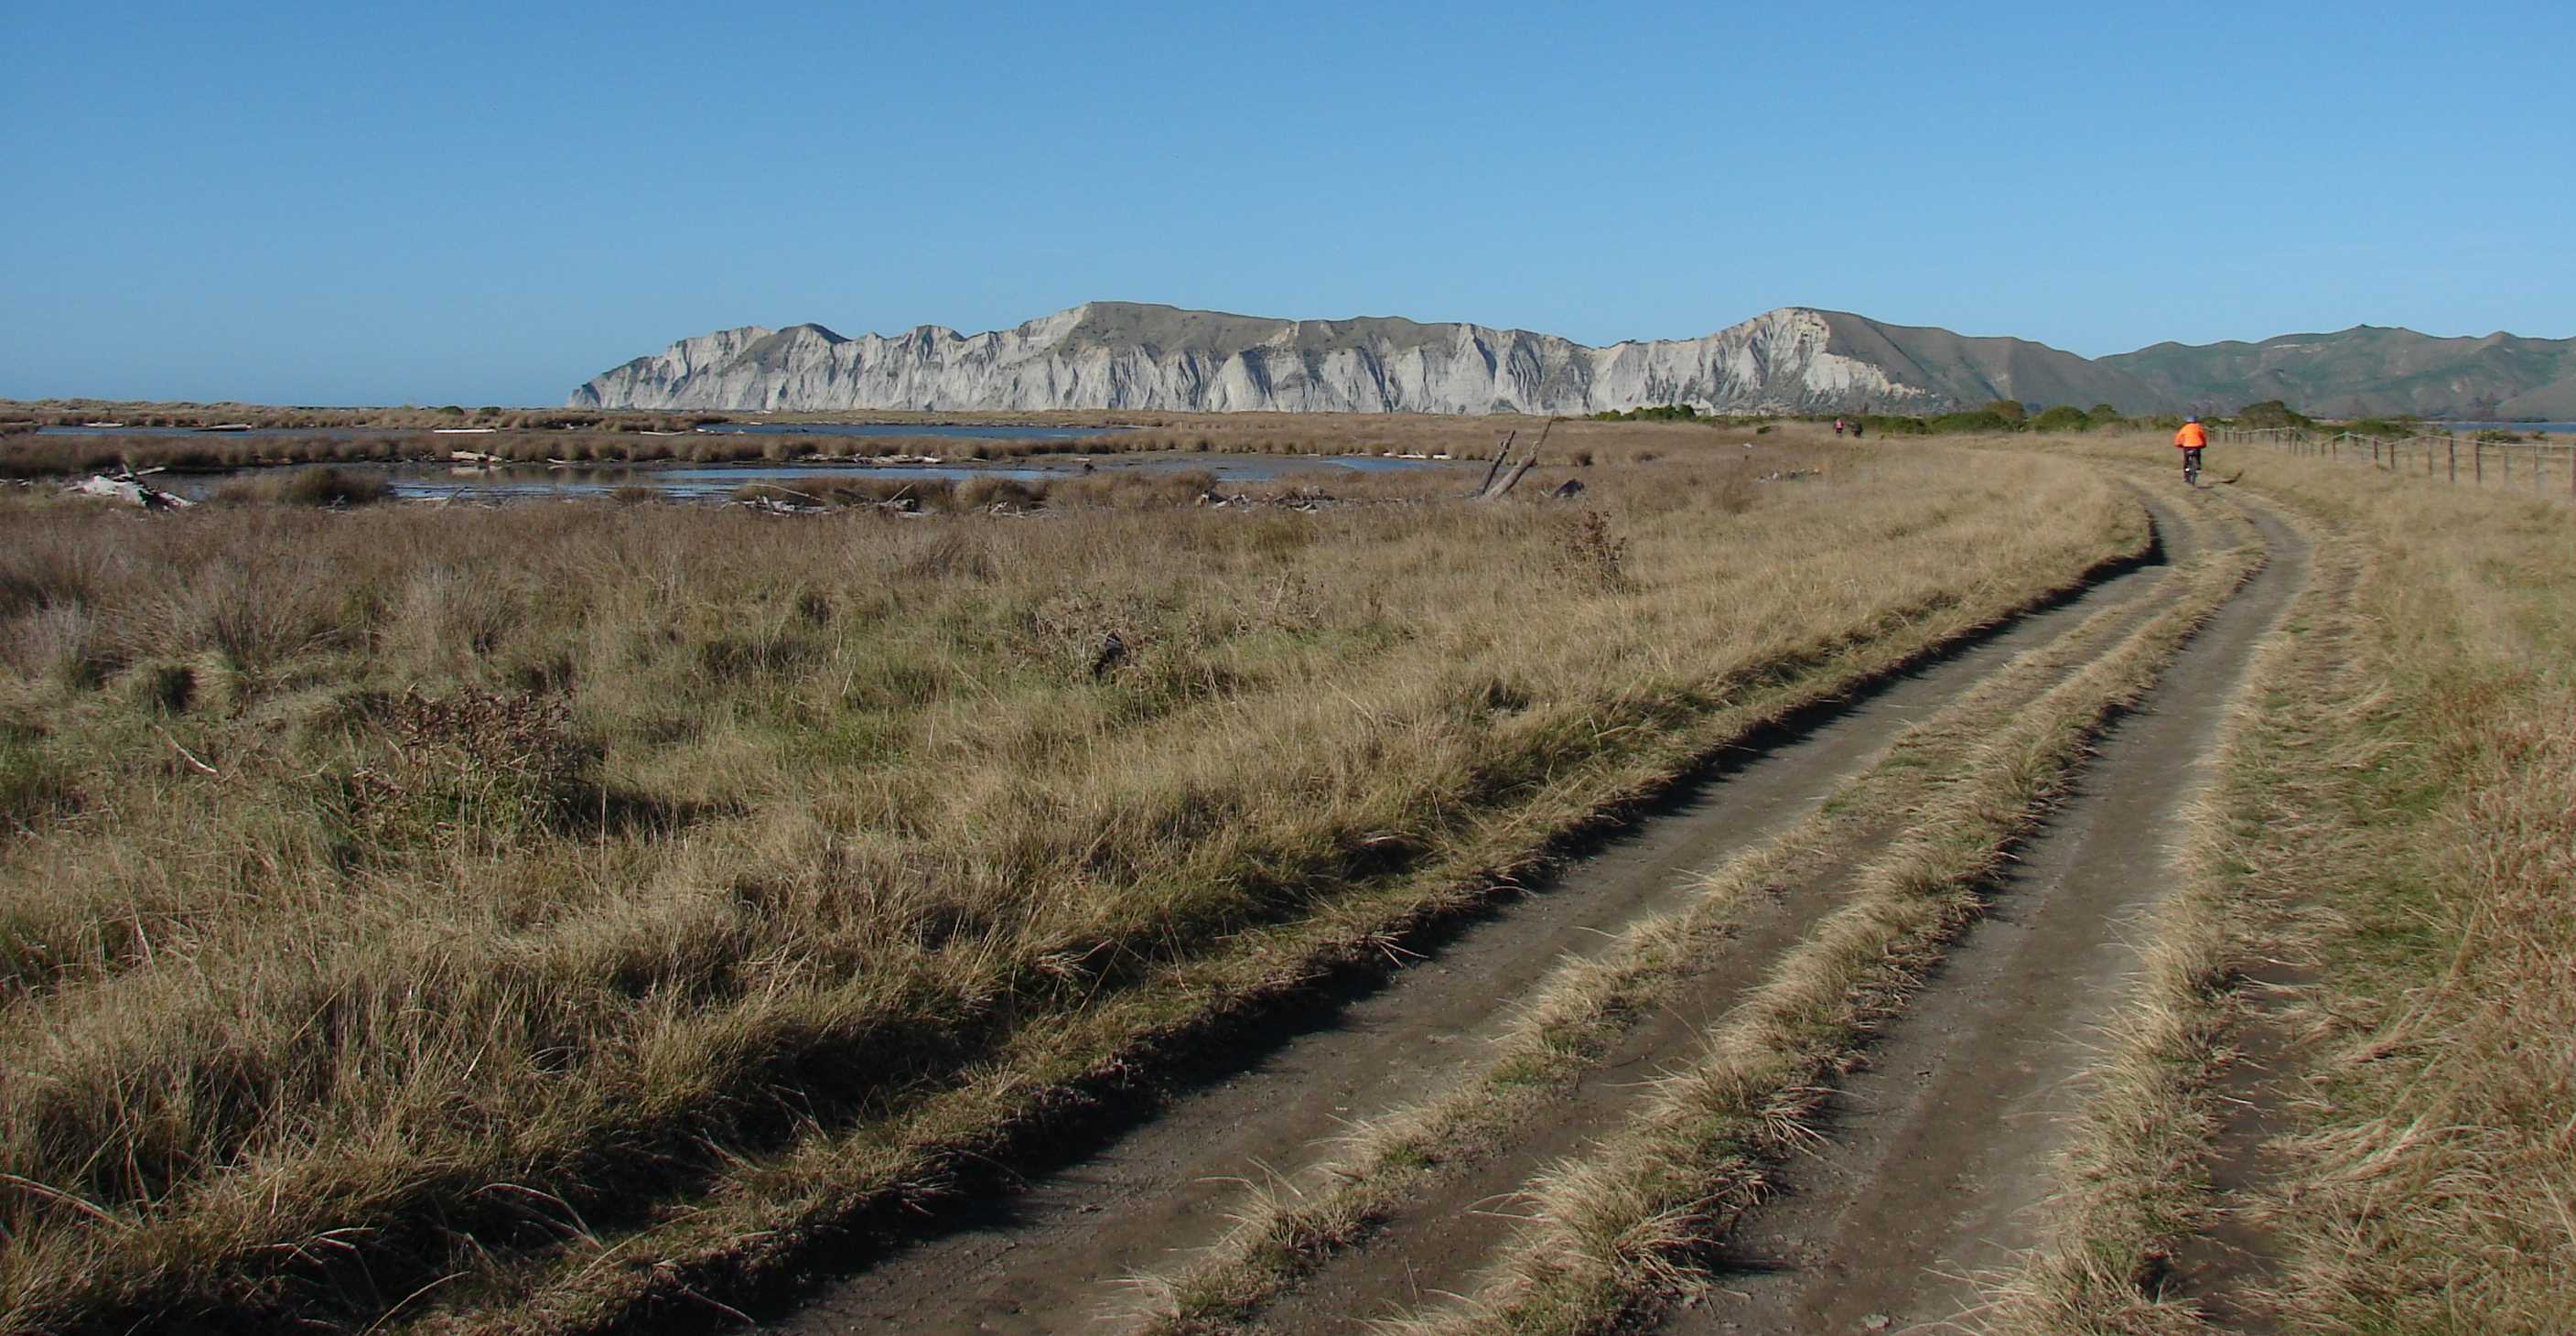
{"left": 2215, "top": 425, "right": 2576, "bottom": 499}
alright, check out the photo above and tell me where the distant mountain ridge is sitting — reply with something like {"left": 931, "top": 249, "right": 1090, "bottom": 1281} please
{"left": 2101, "top": 327, "right": 2576, "bottom": 419}
{"left": 570, "top": 303, "right": 2574, "bottom": 419}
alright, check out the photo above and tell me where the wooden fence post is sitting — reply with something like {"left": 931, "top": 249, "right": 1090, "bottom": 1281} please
{"left": 2476, "top": 440, "right": 2484, "bottom": 484}
{"left": 2449, "top": 438, "right": 2457, "bottom": 483}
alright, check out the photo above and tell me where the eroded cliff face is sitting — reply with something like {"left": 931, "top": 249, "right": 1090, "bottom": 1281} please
{"left": 569, "top": 304, "right": 2000, "bottom": 415}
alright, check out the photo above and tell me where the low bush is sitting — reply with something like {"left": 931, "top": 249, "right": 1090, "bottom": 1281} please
{"left": 2028, "top": 405, "right": 2094, "bottom": 433}
{"left": 2232, "top": 399, "right": 2315, "bottom": 430}
{"left": 1926, "top": 409, "right": 2021, "bottom": 434}
{"left": 1588, "top": 405, "right": 1701, "bottom": 423}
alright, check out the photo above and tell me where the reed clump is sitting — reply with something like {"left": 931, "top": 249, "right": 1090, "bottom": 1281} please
{"left": 210, "top": 466, "right": 392, "bottom": 506}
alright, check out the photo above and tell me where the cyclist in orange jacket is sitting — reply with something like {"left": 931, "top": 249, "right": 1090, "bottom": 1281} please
{"left": 2174, "top": 415, "right": 2207, "bottom": 484}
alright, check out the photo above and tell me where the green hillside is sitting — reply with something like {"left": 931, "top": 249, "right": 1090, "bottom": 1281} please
{"left": 2104, "top": 326, "right": 2576, "bottom": 418}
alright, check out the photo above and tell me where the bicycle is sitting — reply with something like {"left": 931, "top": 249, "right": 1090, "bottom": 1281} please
{"left": 2182, "top": 447, "right": 2203, "bottom": 487}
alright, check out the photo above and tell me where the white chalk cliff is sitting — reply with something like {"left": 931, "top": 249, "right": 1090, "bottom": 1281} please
{"left": 570, "top": 303, "right": 2162, "bottom": 415}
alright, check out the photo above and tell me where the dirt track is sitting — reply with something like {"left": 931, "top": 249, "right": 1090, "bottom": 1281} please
{"left": 1664, "top": 494, "right": 2303, "bottom": 1335}
{"left": 758, "top": 484, "right": 2291, "bottom": 1336}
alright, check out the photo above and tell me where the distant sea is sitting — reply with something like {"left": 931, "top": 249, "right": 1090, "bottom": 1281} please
{"left": 2437, "top": 422, "right": 2576, "bottom": 435}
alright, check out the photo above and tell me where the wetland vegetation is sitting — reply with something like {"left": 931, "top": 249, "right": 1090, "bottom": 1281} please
{"left": 0, "top": 423, "right": 2137, "bottom": 1333}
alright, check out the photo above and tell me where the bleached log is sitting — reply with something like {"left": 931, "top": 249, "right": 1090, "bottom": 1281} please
{"left": 68, "top": 475, "right": 195, "bottom": 509}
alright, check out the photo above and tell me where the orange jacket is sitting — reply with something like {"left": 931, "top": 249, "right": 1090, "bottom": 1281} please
{"left": 2174, "top": 421, "right": 2207, "bottom": 448}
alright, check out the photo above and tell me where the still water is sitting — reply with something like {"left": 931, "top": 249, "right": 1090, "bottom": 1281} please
{"left": 156, "top": 453, "right": 1454, "bottom": 502}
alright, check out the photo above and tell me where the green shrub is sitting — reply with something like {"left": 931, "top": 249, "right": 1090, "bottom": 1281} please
{"left": 1927, "top": 410, "right": 2021, "bottom": 434}
{"left": 2235, "top": 400, "right": 2315, "bottom": 430}
{"left": 1588, "top": 404, "right": 1701, "bottom": 423}
{"left": 2029, "top": 405, "right": 2094, "bottom": 433}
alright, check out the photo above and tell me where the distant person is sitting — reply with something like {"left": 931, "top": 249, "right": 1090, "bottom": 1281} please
{"left": 1834, "top": 416, "right": 1847, "bottom": 437}
{"left": 2174, "top": 415, "right": 2207, "bottom": 483}
{"left": 1850, "top": 418, "right": 1864, "bottom": 439}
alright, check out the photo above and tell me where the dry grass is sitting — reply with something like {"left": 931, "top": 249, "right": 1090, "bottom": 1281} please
{"left": 0, "top": 444, "right": 2129, "bottom": 1333}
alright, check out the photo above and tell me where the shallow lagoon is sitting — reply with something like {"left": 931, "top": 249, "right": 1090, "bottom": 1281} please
{"left": 156, "top": 451, "right": 1459, "bottom": 501}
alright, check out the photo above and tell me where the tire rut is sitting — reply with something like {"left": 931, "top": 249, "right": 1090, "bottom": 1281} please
{"left": 758, "top": 499, "right": 2220, "bottom": 1336}
{"left": 1657, "top": 492, "right": 2308, "bottom": 1336}
{"left": 1246, "top": 496, "right": 2251, "bottom": 1336}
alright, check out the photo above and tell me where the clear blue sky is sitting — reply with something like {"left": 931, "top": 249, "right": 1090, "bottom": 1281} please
{"left": 5, "top": 1, "right": 2570, "bottom": 406}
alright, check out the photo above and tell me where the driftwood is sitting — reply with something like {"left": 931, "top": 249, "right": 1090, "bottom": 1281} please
{"left": 68, "top": 473, "right": 194, "bottom": 510}
{"left": 739, "top": 481, "right": 828, "bottom": 505}
{"left": 1478, "top": 457, "right": 1538, "bottom": 501}
{"left": 1472, "top": 432, "right": 1515, "bottom": 496}
{"left": 734, "top": 494, "right": 828, "bottom": 515}
{"left": 151, "top": 722, "right": 221, "bottom": 777}
{"left": 449, "top": 449, "right": 502, "bottom": 466}
{"left": 1471, "top": 418, "right": 1554, "bottom": 501}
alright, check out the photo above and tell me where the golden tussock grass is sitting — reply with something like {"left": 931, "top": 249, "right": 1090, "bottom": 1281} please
{"left": 0, "top": 440, "right": 2130, "bottom": 1333}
